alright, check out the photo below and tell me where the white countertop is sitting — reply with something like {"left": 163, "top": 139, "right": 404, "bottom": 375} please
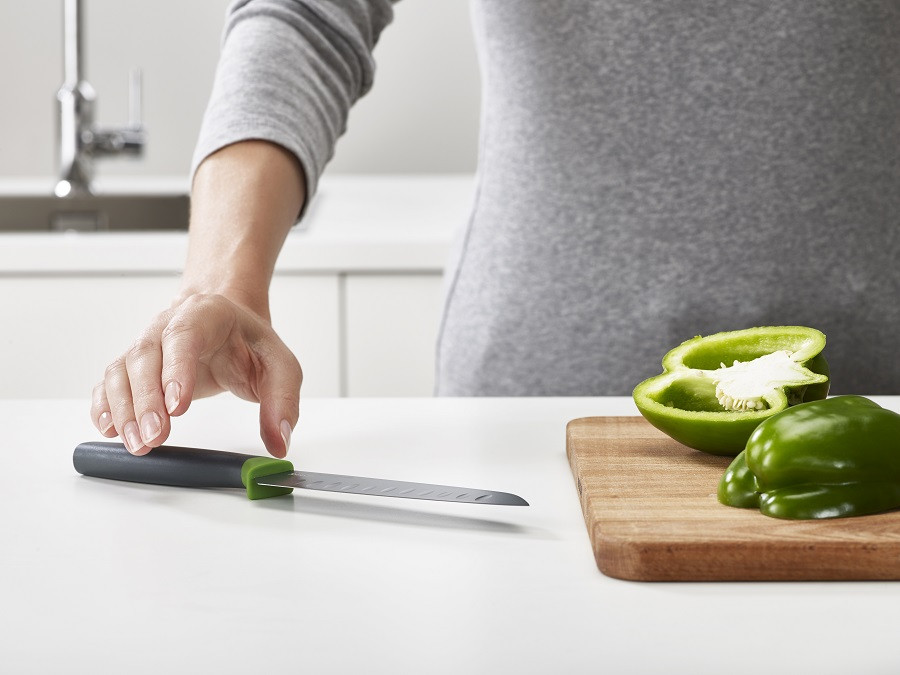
{"left": 0, "top": 174, "right": 473, "bottom": 273}
{"left": 2, "top": 396, "right": 898, "bottom": 674}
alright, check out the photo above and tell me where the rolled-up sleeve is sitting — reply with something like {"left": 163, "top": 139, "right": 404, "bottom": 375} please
{"left": 191, "top": 0, "right": 395, "bottom": 200}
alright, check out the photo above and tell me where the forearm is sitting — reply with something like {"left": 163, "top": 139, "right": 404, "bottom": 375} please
{"left": 181, "top": 0, "right": 394, "bottom": 319}
{"left": 179, "top": 140, "right": 306, "bottom": 319}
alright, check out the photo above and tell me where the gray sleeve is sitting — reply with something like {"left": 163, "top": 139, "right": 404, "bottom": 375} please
{"left": 191, "top": 0, "right": 395, "bottom": 201}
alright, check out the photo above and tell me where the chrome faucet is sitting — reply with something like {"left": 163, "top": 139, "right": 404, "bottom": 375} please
{"left": 55, "top": 0, "right": 146, "bottom": 197}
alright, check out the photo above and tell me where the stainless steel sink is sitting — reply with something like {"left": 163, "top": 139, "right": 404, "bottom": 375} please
{"left": 0, "top": 193, "right": 190, "bottom": 232}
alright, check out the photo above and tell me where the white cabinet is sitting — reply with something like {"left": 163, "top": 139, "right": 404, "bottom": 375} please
{"left": 0, "top": 274, "right": 341, "bottom": 398}
{"left": 0, "top": 275, "right": 181, "bottom": 399}
{"left": 0, "top": 272, "right": 446, "bottom": 399}
{"left": 343, "top": 273, "right": 445, "bottom": 397}
{"left": 265, "top": 274, "right": 342, "bottom": 397}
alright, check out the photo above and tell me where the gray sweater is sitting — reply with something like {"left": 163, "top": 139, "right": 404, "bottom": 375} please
{"left": 194, "top": 0, "right": 900, "bottom": 396}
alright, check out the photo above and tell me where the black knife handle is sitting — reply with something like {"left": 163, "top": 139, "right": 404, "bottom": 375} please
{"left": 74, "top": 441, "right": 296, "bottom": 499}
{"left": 74, "top": 441, "right": 255, "bottom": 489}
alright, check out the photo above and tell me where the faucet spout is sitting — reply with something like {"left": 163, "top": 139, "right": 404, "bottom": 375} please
{"left": 56, "top": 0, "right": 146, "bottom": 197}
{"left": 56, "top": 78, "right": 95, "bottom": 197}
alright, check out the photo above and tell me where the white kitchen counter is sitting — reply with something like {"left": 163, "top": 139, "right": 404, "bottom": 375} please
{"left": 0, "top": 174, "right": 473, "bottom": 273}
{"left": 2, "top": 396, "right": 898, "bottom": 674}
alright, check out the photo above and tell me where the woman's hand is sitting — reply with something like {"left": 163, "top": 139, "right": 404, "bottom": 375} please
{"left": 91, "top": 292, "right": 302, "bottom": 458}
{"left": 89, "top": 140, "right": 307, "bottom": 458}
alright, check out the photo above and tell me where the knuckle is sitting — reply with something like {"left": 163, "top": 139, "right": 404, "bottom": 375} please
{"left": 252, "top": 335, "right": 303, "bottom": 384}
{"left": 276, "top": 390, "right": 301, "bottom": 410}
{"left": 131, "top": 380, "right": 161, "bottom": 403}
{"left": 165, "top": 293, "right": 233, "bottom": 337}
{"left": 170, "top": 294, "right": 207, "bottom": 324}
{"left": 177, "top": 293, "right": 203, "bottom": 313}
{"left": 187, "top": 291, "right": 212, "bottom": 305}
{"left": 160, "top": 315, "right": 191, "bottom": 342}
{"left": 108, "top": 396, "right": 134, "bottom": 420}
{"left": 127, "top": 334, "right": 158, "bottom": 360}
{"left": 104, "top": 357, "right": 125, "bottom": 380}
{"left": 161, "top": 321, "right": 204, "bottom": 363}
{"left": 148, "top": 307, "right": 174, "bottom": 331}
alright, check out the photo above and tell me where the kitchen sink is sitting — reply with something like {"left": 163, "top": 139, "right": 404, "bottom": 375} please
{"left": 0, "top": 193, "right": 191, "bottom": 232}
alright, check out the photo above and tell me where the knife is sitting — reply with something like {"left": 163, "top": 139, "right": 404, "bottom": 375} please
{"left": 73, "top": 441, "right": 529, "bottom": 505}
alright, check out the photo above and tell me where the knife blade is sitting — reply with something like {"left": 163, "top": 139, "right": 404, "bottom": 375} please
{"left": 73, "top": 441, "right": 529, "bottom": 505}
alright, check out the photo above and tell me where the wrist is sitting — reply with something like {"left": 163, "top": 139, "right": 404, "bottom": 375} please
{"left": 175, "top": 140, "right": 305, "bottom": 324}
{"left": 173, "top": 279, "right": 271, "bottom": 322}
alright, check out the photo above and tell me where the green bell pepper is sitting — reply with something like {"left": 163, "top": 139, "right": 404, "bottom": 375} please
{"left": 633, "top": 326, "right": 829, "bottom": 455}
{"left": 719, "top": 396, "right": 900, "bottom": 519}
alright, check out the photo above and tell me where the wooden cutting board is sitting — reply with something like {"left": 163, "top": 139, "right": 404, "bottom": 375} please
{"left": 566, "top": 416, "right": 900, "bottom": 581}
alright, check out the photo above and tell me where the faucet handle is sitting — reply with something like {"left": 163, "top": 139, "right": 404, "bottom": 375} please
{"left": 128, "top": 67, "right": 143, "bottom": 130}
{"left": 89, "top": 67, "right": 146, "bottom": 156}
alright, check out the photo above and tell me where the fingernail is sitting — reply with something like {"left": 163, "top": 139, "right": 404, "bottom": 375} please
{"left": 165, "top": 381, "right": 181, "bottom": 414}
{"left": 124, "top": 420, "right": 144, "bottom": 455}
{"left": 280, "top": 419, "right": 292, "bottom": 454}
{"left": 98, "top": 411, "right": 113, "bottom": 433}
{"left": 140, "top": 411, "right": 161, "bottom": 444}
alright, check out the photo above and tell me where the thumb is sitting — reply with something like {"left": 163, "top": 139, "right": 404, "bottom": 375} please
{"left": 255, "top": 347, "right": 303, "bottom": 458}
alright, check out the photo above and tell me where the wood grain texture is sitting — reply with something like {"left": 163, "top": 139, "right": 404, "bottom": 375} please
{"left": 566, "top": 416, "right": 900, "bottom": 581}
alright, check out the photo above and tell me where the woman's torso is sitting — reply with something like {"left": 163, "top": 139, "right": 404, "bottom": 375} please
{"left": 436, "top": 0, "right": 900, "bottom": 395}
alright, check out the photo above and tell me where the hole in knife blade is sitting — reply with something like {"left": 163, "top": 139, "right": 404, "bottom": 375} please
{"left": 418, "top": 490, "right": 433, "bottom": 497}
{"left": 380, "top": 487, "right": 396, "bottom": 493}
{"left": 398, "top": 488, "right": 414, "bottom": 495}
{"left": 343, "top": 484, "right": 359, "bottom": 491}
{"left": 474, "top": 494, "right": 490, "bottom": 501}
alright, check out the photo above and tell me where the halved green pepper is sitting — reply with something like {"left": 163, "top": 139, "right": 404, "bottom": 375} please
{"left": 719, "top": 396, "right": 900, "bottom": 519}
{"left": 633, "top": 326, "right": 829, "bottom": 455}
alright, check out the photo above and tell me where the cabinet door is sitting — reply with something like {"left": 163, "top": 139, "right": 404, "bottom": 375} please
{"left": 270, "top": 274, "right": 341, "bottom": 397}
{"left": 0, "top": 275, "right": 340, "bottom": 398}
{"left": 344, "top": 273, "right": 444, "bottom": 397}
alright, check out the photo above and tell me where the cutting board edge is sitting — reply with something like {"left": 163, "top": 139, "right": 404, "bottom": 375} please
{"left": 588, "top": 524, "right": 900, "bottom": 581}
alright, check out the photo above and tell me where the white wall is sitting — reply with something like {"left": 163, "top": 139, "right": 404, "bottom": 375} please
{"left": 0, "top": 0, "right": 480, "bottom": 180}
